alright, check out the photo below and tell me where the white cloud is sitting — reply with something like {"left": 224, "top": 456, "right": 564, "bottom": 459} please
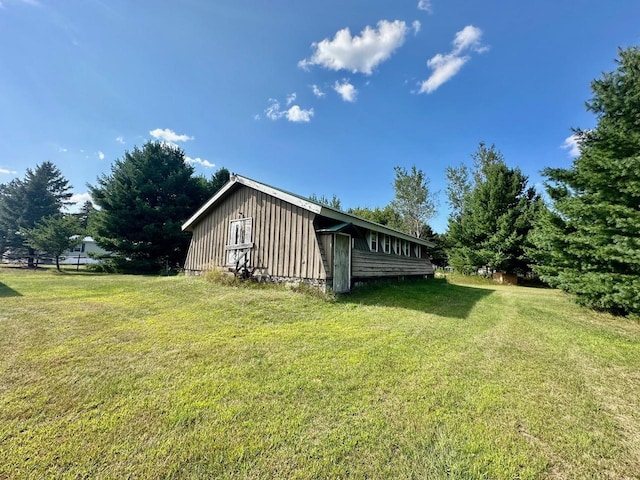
{"left": 265, "top": 99, "right": 282, "bottom": 120}
{"left": 59, "top": 147, "right": 68, "bottom": 153}
{"left": 453, "top": 25, "right": 488, "bottom": 54}
{"left": 149, "top": 128, "right": 194, "bottom": 143}
{"left": 333, "top": 79, "right": 358, "bottom": 103}
{"left": 417, "top": 0, "right": 432, "bottom": 12}
{"left": 115, "top": 136, "right": 125, "bottom": 144}
{"left": 62, "top": 192, "right": 96, "bottom": 214}
{"left": 562, "top": 134, "right": 581, "bottom": 157}
{"left": 98, "top": 151, "right": 105, "bottom": 160}
{"left": 298, "top": 20, "right": 408, "bottom": 75}
{"left": 186, "top": 156, "right": 215, "bottom": 168}
{"left": 286, "top": 93, "right": 297, "bottom": 106}
{"left": 412, "top": 20, "right": 421, "bottom": 35}
{"left": 418, "top": 25, "right": 488, "bottom": 94}
{"left": 70, "top": 192, "right": 92, "bottom": 205}
{"left": 253, "top": 114, "right": 261, "bottom": 121}
{"left": 286, "top": 105, "right": 314, "bottom": 123}
{"left": 311, "top": 84, "right": 325, "bottom": 98}
{"left": 265, "top": 99, "right": 314, "bottom": 123}
{"left": 419, "top": 54, "right": 468, "bottom": 94}
{"left": 0, "top": 167, "right": 17, "bottom": 174}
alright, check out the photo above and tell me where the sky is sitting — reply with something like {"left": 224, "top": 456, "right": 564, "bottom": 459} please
{"left": 1, "top": 0, "right": 639, "bottom": 233}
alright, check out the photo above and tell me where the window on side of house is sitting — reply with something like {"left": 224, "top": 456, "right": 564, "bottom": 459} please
{"left": 368, "top": 231, "right": 378, "bottom": 252}
{"left": 393, "top": 237, "right": 401, "bottom": 255}
{"left": 402, "top": 240, "right": 410, "bottom": 256}
{"left": 414, "top": 244, "right": 421, "bottom": 258}
{"left": 382, "top": 234, "right": 391, "bottom": 254}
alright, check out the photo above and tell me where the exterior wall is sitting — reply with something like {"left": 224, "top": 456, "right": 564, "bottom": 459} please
{"left": 352, "top": 249, "right": 434, "bottom": 278}
{"left": 317, "top": 233, "right": 333, "bottom": 278}
{"left": 184, "top": 186, "right": 326, "bottom": 280}
{"left": 350, "top": 228, "right": 434, "bottom": 279}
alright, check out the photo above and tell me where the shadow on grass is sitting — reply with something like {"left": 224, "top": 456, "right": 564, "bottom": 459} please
{"left": 0, "top": 281, "right": 22, "bottom": 297}
{"left": 342, "top": 278, "right": 494, "bottom": 320}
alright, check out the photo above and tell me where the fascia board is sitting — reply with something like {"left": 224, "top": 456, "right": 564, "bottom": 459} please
{"left": 235, "top": 176, "right": 322, "bottom": 214}
{"left": 181, "top": 178, "right": 238, "bottom": 231}
{"left": 319, "top": 208, "right": 435, "bottom": 248}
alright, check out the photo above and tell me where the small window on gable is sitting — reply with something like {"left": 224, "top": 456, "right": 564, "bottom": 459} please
{"left": 382, "top": 234, "right": 391, "bottom": 254}
{"left": 227, "top": 217, "right": 253, "bottom": 265}
{"left": 368, "top": 231, "right": 378, "bottom": 252}
{"left": 229, "top": 218, "right": 252, "bottom": 247}
{"left": 414, "top": 244, "right": 421, "bottom": 258}
{"left": 393, "top": 238, "right": 401, "bottom": 255}
{"left": 402, "top": 240, "right": 410, "bottom": 257}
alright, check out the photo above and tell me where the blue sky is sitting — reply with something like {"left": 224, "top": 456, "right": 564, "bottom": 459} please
{"left": 1, "top": 0, "right": 639, "bottom": 233}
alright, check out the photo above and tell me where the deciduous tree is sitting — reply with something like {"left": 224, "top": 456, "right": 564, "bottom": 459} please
{"left": 309, "top": 193, "right": 342, "bottom": 210}
{"left": 390, "top": 165, "right": 437, "bottom": 238}
{"left": 22, "top": 215, "right": 82, "bottom": 271}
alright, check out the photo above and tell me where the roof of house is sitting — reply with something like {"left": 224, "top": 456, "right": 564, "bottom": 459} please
{"left": 182, "top": 174, "right": 435, "bottom": 247}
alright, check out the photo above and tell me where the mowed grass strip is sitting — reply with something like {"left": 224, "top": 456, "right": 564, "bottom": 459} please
{"left": 1, "top": 269, "right": 639, "bottom": 479}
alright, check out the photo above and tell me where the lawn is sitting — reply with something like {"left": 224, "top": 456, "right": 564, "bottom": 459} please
{"left": 1, "top": 269, "right": 639, "bottom": 479}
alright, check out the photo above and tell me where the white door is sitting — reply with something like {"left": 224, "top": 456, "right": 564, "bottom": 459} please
{"left": 226, "top": 218, "right": 253, "bottom": 266}
{"left": 333, "top": 233, "right": 351, "bottom": 293}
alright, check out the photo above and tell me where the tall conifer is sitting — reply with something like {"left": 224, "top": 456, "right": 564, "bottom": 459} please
{"left": 531, "top": 47, "right": 640, "bottom": 315}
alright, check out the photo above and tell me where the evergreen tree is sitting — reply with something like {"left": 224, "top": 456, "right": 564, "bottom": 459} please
{"left": 0, "top": 179, "right": 25, "bottom": 256}
{"left": 531, "top": 47, "right": 640, "bottom": 315}
{"left": 75, "top": 200, "right": 98, "bottom": 231}
{"left": 447, "top": 144, "right": 540, "bottom": 275}
{"left": 193, "top": 167, "right": 230, "bottom": 203}
{"left": 0, "top": 162, "right": 72, "bottom": 266}
{"left": 88, "top": 141, "right": 207, "bottom": 271}
{"left": 207, "top": 167, "right": 230, "bottom": 195}
{"left": 22, "top": 215, "right": 82, "bottom": 271}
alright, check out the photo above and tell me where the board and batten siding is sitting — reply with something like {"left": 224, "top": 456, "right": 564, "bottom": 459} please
{"left": 184, "top": 185, "right": 326, "bottom": 280}
{"left": 351, "top": 249, "right": 434, "bottom": 278}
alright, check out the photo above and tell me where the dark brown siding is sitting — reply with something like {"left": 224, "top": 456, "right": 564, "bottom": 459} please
{"left": 184, "top": 186, "right": 326, "bottom": 280}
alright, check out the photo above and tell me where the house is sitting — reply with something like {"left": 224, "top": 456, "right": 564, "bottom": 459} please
{"left": 182, "top": 175, "right": 435, "bottom": 293}
{"left": 59, "top": 236, "right": 110, "bottom": 265}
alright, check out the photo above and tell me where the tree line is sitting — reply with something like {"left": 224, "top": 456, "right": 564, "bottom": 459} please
{"left": 0, "top": 144, "right": 229, "bottom": 272}
{"left": 0, "top": 46, "right": 638, "bottom": 315}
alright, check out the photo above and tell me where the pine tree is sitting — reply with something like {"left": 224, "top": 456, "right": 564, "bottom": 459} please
{"left": 531, "top": 47, "right": 640, "bottom": 315}
{"left": 447, "top": 144, "right": 541, "bottom": 275}
{"left": 88, "top": 141, "right": 208, "bottom": 271}
{"left": 75, "top": 200, "right": 97, "bottom": 231}
{"left": 0, "top": 162, "right": 72, "bottom": 266}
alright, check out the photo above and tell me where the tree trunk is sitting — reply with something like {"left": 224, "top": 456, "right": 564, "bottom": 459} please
{"left": 56, "top": 255, "right": 60, "bottom": 272}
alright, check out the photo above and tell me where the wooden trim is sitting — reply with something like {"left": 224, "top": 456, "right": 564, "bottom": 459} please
{"left": 182, "top": 174, "right": 434, "bottom": 247}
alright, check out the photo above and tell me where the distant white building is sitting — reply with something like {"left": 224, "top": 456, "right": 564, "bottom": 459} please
{"left": 60, "top": 236, "right": 110, "bottom": 265}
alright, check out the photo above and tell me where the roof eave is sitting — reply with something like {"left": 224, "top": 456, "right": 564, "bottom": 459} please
{"left": 318, "top": 207, "right": 435, "bottom": 247}
{"left": 182, "top": 174, "right": 436, "bottom": 248}
{"left": 181, "top": 177, "right": 239, "bottom": 231}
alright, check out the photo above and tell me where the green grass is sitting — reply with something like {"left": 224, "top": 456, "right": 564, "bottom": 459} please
{"left": 1, "top": 268, "right": 639, "bottom": 479}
